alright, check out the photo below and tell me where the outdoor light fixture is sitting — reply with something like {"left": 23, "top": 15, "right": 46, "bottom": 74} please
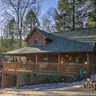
{"left": 66, "top": 55, "right": 68, "bottom": 57}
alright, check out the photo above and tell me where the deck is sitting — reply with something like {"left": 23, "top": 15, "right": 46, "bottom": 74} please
{"left": 3, "top": 62, "right": 88, "bottom": 74}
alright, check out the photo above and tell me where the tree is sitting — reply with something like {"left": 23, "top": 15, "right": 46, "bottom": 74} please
{"left": 55, "top": 0, "right": 95, "bottom": 31}
{"left": 41, "top": 8, "right": 56, "bottom": 33}
{"left": 2, "top": 18, "right": 17, "bottom": 51}
{"left": 0, "top": 0, "right": 41, "bottom": 48}
{"left": 24, "top": 8, "right": 39, "bottom": 34}
{"left": 87, "top": 0, "right": 96, "bottom": 27}
{"left": 75, "top": 0, "right": 96, "bottom": 28}
{"left": 72, "top": 0, "right": 75, "bottom": 30}
{"left": 54, "top": 0, "right": 76, "bottom": 31}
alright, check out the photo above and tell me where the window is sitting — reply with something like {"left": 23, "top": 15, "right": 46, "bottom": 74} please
{"left": 44, "top": 57, "right": 48, "bottom": 62}
{"left": 34, "top": 37, "right": 38, "bottom": 44}
{"left": 75, "top": 56, "right": 83, "bottom": 63}
{"left": 44, "top": 55, "right": 48, "bottom": 62}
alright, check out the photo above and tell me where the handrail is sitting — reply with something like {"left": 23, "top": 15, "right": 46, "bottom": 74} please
{"left": 3, "top": 62, "right": 88, "bottom": 73}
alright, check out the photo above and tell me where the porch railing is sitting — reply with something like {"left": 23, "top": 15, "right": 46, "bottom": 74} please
{"left": 3, "top": 62, "right": 88, "bottom": 74}
{"left": 3, "top": 62, "right": 26, "bottom": 70}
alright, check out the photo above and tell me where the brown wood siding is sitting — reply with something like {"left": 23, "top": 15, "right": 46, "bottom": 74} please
{"left": 2, "top": 73, "right": 17, "bottom": 88}
{"left": 27, "top": 52, "right": 87, "bottom": 64}
{"left": 37, "top": 54, "right": 58, "bottom": 63}
{"left": 60, "top": 53, "right": 87, "bottom": 64}
{"left": 27, "top": 30, "right": 46, "bottom": 46}
{"left": 27, "top": 54, "right": 36, "bottom": 62}
{"left": 89, "top": 53, "right": 96, "bottom": 74}
{"left": 27, "top": 54, "right": 58, "bottom": 64}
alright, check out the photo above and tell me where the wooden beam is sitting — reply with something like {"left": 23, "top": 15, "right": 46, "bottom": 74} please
{"left": 26, "top": 55, "right": 28, "bottom": 63}
{"left": 16, "top": 72, "right": 20, "bottom": 88}
{"left": 87, "top": 52, "right": 90, "bottom": 75}
{"left": 13, "top": 56, "right": 14, "bottom": 61}
{"left": 58, "top": 53, "right": 60, "bottom": 72}
{"left": 1, "top": 73, "right": 6, "bottom": 88}
{"left": 1, "top": 72, "right": 4, "bottom": 88}
{"left": 36, "top": 54, "right": 38, "bottom": 70}
{"left": 36, "top": 54, "right": 38, "bottom": 64}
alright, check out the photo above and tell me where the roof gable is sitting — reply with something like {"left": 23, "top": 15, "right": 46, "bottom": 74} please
{"left": 26, "top": 28, "right": 46, "bottom": 41}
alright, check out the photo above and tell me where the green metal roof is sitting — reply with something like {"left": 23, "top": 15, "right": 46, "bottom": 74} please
{"left": 54, "top": 27, "right": 96, "bottom": 45}
{"left": 4, "top": 28, "right": 95, "bottom": 55}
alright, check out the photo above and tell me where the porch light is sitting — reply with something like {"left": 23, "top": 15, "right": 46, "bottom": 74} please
{"left": 66, "top": 55, "right": 68, "bottom": 57}
{"left": 84, "top": 61, "right": 88, "bottom": 64}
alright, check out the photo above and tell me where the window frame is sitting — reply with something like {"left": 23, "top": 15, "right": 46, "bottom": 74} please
{"left": 34, "top": 37, "right": 38, "bottom": 44}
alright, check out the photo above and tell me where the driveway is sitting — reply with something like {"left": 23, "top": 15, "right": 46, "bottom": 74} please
{"left": 0, "top": 76, "right": 96, "bottom": 96}
{"left": 0, "top": 84, "right": 96, "bottom": 96}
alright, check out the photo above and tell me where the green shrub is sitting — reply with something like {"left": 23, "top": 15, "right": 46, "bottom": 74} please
{"left": 19, "top": 72, "right": 75, "bottom": 86}
{"left": 74, "top": 74, "right": 80, "bottom": 81}
{"left": 20, "top": 72, "right": 28, "bottom": 83}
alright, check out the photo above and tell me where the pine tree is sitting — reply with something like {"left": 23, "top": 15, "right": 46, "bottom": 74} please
{"left": 2, "top": 18, "right": 17, "bottom": 51}
{"left": 55, "top": 0, "right": 77, "bottom": 31}
{"left": 87, "top": 0, "right": 96, "bottom": 27}
{"left": 24, "top": 8, "right": 39, "bottom": 35}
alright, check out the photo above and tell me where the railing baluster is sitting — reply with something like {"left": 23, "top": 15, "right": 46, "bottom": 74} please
{"left": 3, "top": 62, "right": 88, "bottom": 74}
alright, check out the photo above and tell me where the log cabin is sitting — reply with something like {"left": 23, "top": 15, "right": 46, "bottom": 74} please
{"left": 1, "top": 27, "right": 96, "bottom": 88}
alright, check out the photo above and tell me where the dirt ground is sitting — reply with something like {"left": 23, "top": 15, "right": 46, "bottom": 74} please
{"left": 0, "top": 85, "right": 96, "bottom": 96}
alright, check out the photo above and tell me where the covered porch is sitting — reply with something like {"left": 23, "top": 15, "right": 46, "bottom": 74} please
{"left": 3, "top": 52, "right": 89, "bottom": 75}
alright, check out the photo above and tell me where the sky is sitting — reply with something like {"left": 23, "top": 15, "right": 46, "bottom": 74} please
{"left": 0, "top": 0, "right": 58, "bottom": 36}
{"left": 41, "top": 0, "right": 58, "bottom": 14}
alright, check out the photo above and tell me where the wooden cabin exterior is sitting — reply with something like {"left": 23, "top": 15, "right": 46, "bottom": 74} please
{"left": 1, "top": 28, "right": 96, "bottom": 88}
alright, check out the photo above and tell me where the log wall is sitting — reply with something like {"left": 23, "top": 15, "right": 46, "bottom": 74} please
{"left": 89, "top": 52, "right": 96, "bottom": 74}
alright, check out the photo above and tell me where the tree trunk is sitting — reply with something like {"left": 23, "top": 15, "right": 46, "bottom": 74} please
{"left": 19, "top": 30, "right": 22, "bottom": 48}
{"left": 72, "top": 0, "right": 75, "bottom": 30}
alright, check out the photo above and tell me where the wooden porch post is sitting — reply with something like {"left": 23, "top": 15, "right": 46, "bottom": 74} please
{"left": 14, "top": 56, "right": 17, "bottom": 71}
{"left": 87, "top": 52, "right": 91, "bottom": 75}
{"left": 16, "top": 72, "right": 20, "bottom": 88}
{"left": 26, "top": 55, "right": 28, "bottom": 63}
{"left": 15, "top": 56, "right": 17, "bottom": 62}
{"left": 1, "top": 72, "right": 4, "bottom": 88}
{"left": 13, "top": 56, "right": 14, "bottom": 61}
{"left": 1, "top": 73, "right": 6, "bottom": 88}
{"left": 36, "top": 54, "right": 38, "bottom": 64}
{"left": 36, "top": 54, "right": 38, "bottom": 70}
{"left": 58, "top": 53, "right": 60, "bottom": 72}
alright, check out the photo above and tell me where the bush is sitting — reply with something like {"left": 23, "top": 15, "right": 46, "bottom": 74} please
{"left": 19, "top": 72, "right": 75, "bottom": 86}
{"left": 74, "top": 74, "right": 80, "bottom": 81}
